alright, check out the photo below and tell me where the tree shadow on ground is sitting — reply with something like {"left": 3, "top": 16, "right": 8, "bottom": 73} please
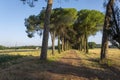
{"left": 87, "top": 58, "right": 99, "bottom": 63}
{"left": 0, "top": 56, "right": 120, "bottom": 80}
{"left": 86, "top": 58, "right": 120, "bottom": 80}
{"left": 47, "top": 60, "right": 120, "bottom": 80}
{"left": 61, "top": 57, "right": 81, "bottom": 60}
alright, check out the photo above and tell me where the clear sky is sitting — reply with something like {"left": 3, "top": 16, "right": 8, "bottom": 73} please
{"left": 0, "top": 0, "right": 104, "bottom": 47}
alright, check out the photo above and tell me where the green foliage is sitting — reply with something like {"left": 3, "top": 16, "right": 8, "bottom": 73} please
{"left": 74, "top": 9, "right": 104, "bottom": 36}
{"left": 25, "top": 8, "right": 77, "bottom": 39}
{"left": 51, "top": 8, "right": 77, "bottom": 26}
{"left": 73, "top": 9, "right": 104, "bottom": 51}
{"left": 25, "top": 8, "right": 77, "bottom": 53}
{"left": 96, "top": 44, "right": 101, "bottom": 48}
{"left": 51, "top": 8, "right": 77, "bottom": 40}
{"left": 25, "top": 8, "right": 105, "bottom": 52}
{"left": 25, "top": 15, "right": 42, "bottom": 38}
{"left": 0, "top": 45, "right": 6, "bottom": 50}
{"left": 21, "top": 0, "right": 38, "bottom": 7}
{"left": 88, "top": 42, "right": 96, "bottom": 49}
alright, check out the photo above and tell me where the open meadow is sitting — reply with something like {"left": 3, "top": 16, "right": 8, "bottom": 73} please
{"left": 0, "top": 48, "right": 120, "bottom": 80}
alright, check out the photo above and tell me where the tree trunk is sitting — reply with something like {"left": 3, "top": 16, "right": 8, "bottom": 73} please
{"left": 86, "top": 37, "right": 89, "bottom": 53}
{"left": 79, "top": 37, "right": 82, "bottom": 51}
{"left": 81, "top": 35, "right": 84, "bottom": 51}
{"left": 58, "top": 35, "right": 61, "bottom": 53}
{"left": 62, "top": 37, "right": 64, "bottom": 51}
{"left": 64, "top": 37, "right": 66, "bottom": 51}
{"left": 100, "top": 0, "right": 114, "bottom": 60}
{"left": 83, "top": 34, "right": 86, "bottom": 52}
{"left": 50, "top": 31, "right": 55, "bottom": 55}
{"left": 66, "top": 40, "right": 69, "bottom": 50}
{"left": 40, "top": 0, "right": 53, "bottom": 60}
{"left": 101, "top": 30, "right": 108, "bottom": 60}
{"left": 85, "top": 30, "right": 88, "bottom": 53}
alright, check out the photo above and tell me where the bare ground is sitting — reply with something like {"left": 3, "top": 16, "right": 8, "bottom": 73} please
{"left": 0, "top": 50, "right": 120, "bottom": 80}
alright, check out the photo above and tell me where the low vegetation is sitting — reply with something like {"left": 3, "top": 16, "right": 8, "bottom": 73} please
{"left": 0, "top": 49, "right": 119, "bottom": 80}
{"left": 0, "top": 54, "right": 23, "bottom": 64}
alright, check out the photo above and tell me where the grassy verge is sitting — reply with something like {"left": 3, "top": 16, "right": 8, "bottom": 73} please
{"left": 0, "top": 50, "right": 68, "bottom": 69}
{"left": 75, "top": 48, "right": 120, "bottom": 69}
{"left": 0, "top": 54, "right": 24, "bottom": 64}
{"left": 0, "top": 54, "right": 24, "bottom": 69}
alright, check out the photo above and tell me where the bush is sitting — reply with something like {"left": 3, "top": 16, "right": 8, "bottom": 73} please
{"left": 88, "top": 42, "right": 96, "bottom": 49}
{"left": 0, "top": 45, "right": 6, "bottom": 50}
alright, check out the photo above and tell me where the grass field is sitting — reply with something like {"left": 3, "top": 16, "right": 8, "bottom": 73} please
{"left": 0, "top": 48, "right": 120, "bottom": 80}
{"left": 89, "top": 48, "right": 120, "bottom": 67}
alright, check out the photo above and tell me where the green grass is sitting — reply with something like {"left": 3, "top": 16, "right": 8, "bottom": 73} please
{"left": 0, "top": 54, "right": 23, "bottom": 64}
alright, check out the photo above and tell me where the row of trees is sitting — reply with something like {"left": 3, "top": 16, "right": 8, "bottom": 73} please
{"left": 21, "top": 0, "right": 120, "bottom": 61}
{"left": 25, "top": 8, "right": 104, "bottom": 56}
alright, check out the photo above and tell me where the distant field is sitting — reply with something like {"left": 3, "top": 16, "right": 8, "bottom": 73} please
{"left": 0, "top": 49, "right": 38, "bottom": 54}
{"left": 0, "top": 49, "right": 58, "bottom": 57}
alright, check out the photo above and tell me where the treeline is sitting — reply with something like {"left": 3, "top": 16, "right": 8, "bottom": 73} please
{"left": 25, "top": 8, "right": 104, "bottom": 55}
{"left": 0, "top": 45, "right": 7, "bottom": 50}
{"left": 0, "top": 45, "right": 40, "bottom": 50}
{"left": 21, "top": 0, "right": 120, "bottom": 61}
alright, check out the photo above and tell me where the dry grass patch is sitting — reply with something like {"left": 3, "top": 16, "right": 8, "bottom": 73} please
{"left": 0, "top": 50, "right": 70, "bottom": 80}
{"left": 0, "top": 49, "right": 120, "bottom": 80}
{"left": 89, "top": 48, "right": 120, "bottom": 67}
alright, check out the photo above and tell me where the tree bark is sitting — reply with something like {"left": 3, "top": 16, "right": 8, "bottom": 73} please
{"left": 40, "top": 0, "right": 53, "bottom": 60}
{"left": 50, "top": 31, "right": 55, "bottom": 55}
{"left": 64, "top": 38, "right": 66, "bottom": 51}
{"left": 81, "top": 35, "right": 84, "bottom": 51}
{"left": 83, "top": 34, "right": 86, "bottom": 52}
{"left": 85, "top": 29, "right": 88, "bottom": 53}
{"left": 79, "top": 37, "right": 82, "bottom": 51}
{"left": 61, "top": 37, "right": 64, "bottom": 51}
{"left": 58, "top": 35, "right": 61, "bottom": 53}
{"left": 66, "top": 40, "right": 69, "bottom": 50}
{"left": 100, "top": 0, "right": 114, "bottom": 60}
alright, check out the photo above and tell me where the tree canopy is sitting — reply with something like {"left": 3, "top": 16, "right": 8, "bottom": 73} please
{"left": 73, "top": 9, "right": 104, "bottom": 53}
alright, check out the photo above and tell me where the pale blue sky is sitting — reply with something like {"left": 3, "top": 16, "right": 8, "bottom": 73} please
{"left": 0, "top": 0, "right": 104, "bottom": 47}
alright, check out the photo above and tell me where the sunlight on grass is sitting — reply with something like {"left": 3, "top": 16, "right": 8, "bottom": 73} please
{"left": 75, "top": 48, "right": 120, "bottom": 69}
{"left": 0, "top": 49, "right": 119, "bottom": 67}
{"left": 7, "top": 50, "right": 39, "bottom": 56}
{"left": 89, "top": 48, "right": 120, "bottom": 66}
{"left": 0, "top": 49, "right": 68, "bottom": 64}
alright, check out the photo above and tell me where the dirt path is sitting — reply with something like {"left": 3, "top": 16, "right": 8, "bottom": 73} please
{"left": 0, "top": 50, "right": 120, "bottom": 80}
{"left": 47, "top": 50, "right": 120, "bottom": 80}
